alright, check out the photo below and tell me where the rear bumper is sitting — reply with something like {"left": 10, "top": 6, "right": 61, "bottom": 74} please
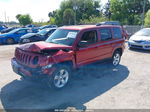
{"left": 11, "top": 58, "right": 55, "bottom": 80}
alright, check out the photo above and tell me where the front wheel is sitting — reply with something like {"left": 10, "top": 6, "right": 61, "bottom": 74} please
{"left": 6, "top": 38, "right": 15, "bottom": 44}
{"left": 48, "top": 65, "right": 70, "bottom": 89}
{"left": 112, "top": 51, "right": 121, "bottom": 67}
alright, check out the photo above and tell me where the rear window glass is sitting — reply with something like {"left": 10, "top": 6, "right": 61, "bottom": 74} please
{"left": 113, "top": 27, "right": 122, "bottom": 39}
{"left": 99, "top": 28, "right": 112, "bottom": 41}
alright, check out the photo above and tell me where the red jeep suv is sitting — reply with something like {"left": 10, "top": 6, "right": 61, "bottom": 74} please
{"left": 11, "top": 25, "right": 125, "bottom": 89}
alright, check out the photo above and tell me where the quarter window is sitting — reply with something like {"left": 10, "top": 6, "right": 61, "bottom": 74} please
{"left": 99, "top": 28, "right": 112, "bottom": 41}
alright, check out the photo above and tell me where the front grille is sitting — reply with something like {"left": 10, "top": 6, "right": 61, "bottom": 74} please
{"left": 15, "top": 48, "right": 38, "bottom": 66}
{"left": 131, "top": 45, "right": 143, "bottom": 48}
{"left": 134, "top": 40, "right": 144, "bottom": 43}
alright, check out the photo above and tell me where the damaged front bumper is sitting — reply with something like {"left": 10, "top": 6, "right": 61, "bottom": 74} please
{"left": 11, "top": 58, "right": 55, "bottom": 80}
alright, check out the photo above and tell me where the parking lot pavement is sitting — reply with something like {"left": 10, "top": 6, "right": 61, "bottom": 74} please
{"left": 0, "top": 44, "right": 150, "bottom": 110}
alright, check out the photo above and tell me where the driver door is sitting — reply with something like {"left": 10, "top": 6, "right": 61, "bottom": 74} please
{"left": 75, "top": 30, "right": 100, "bottom": 66}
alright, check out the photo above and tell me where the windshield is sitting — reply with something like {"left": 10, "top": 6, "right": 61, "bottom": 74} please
{"left": 37, "top": 29, "right": 49, "bottom": 35}
{"left": 39, "top": 25, "right": 48, "bottom": 29}
{"left": 8, "top": 29, "right": 19, "bottom": 33}
{"left": 135, "top": 28, "right": 150, "bottom": 36}
{"left": 46, "top": 29, "right": 79, "bottom": 46}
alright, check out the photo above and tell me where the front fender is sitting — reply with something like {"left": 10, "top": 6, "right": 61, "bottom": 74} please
{"left": 52, "top": 50, "right": 76, "bottom": 68}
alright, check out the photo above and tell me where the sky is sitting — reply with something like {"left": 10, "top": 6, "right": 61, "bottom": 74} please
{"left": 0, "top": 0, "right": 107, "bottom": 22}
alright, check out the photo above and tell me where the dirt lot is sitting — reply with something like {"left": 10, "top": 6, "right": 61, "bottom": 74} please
{"left": 0, "top": 44, "right": 150, "bottom": 111}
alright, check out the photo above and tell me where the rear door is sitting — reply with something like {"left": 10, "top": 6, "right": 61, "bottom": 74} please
{"left": 111, "top": 27, "right": 125, "bottom": 50}
{"left": 97, "top": 27, "right": 113, "bottom": 59}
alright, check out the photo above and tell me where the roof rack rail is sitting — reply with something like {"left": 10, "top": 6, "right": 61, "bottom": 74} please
{"left": 96, "top": 23, "right": 102, "bottom": 26}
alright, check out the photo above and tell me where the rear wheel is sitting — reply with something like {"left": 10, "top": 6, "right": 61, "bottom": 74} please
{"left": 48, "top": 65, "right": 71, "bottom": 89}
{"left": 6, "top": 38, "right": 15, "bottom": 44}
{"left": 112, "top": 51, "right": 121, "bottom": 67}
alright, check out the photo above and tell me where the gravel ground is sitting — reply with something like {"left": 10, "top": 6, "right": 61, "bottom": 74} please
{"left": 0, "top": 44, "right": 150, "bottom": 111}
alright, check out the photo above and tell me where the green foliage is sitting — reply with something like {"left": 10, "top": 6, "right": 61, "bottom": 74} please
{"left": 16, "top": 14, "right": 33, "bottom": 26}
{"left": 49, "top": 17, "right": 56, "bottom": 25}
{"left": 16, "top": 14, "right": 21, "bottom": 19}
{"left": 32, "top": 22, "right": 47, "bottom": 26}
{"left": 48, "top": 0, "right": 101, "bottom": 25}
{"left": 63, "top": 8, "right": 75, "bottom": 25}
{"left": 109, "top": 0, "right": 150, "bottom": 25}
{"left": 80, "top": 16, "right": 108, "bottom": 24}
{"left": 145, "top": 10, "right": 150, "bottom": 25}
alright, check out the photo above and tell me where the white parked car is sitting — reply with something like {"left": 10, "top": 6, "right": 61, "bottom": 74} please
{"left": 128, "top": 28, "right": 150, "bottom": 50}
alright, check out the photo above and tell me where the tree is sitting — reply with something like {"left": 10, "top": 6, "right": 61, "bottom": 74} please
{"left": 109, "top": 0, "right": 150, "bottom": 25}
{"left": 16, "top": 14, "right": 21, "bottom": 20}
{"left": 63, "top": 8, "right": 75, "bottom": 25}
{"left": 16, "top": 14, "right": 33, "bottom": 26}
{"left": 48, "top": 0, "right": 101, "bottom": 25}
{"left": 145, "top": 10, "right": 150, "bottom": 25}
{"left": 103, "top": 0, "right": 111, "bottom": 20}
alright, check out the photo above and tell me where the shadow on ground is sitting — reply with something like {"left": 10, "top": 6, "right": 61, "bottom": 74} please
{"left": 0, "top": 62, "right": 129, "bottom": 111}
{"left": 0, "top": 43, "right": 18, "bottom": 46}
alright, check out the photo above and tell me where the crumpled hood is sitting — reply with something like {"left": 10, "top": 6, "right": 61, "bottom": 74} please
{"left": 130, "top": 35, "right": 150, "bottom": 41}
{"left": 20, "top": 33, "right": 37, "bottom": 39}
{"left": 18, "top": 41, "right": 72, "bottom": 52}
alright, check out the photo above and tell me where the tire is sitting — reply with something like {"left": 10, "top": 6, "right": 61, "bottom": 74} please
{"left": 6, "top": 38, "right": 15, "bottom": 44}
{"left": 111, "top": 51, "right": 121, "bottom": 67}
{"left": 47, "top": 64, "right": 71, "bottom": 89}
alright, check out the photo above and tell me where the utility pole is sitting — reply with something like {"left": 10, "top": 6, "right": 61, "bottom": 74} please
{"left": 7, "top": 16, "right": 9, "bottom": 26}
{"left": 73, "top": 1, "right": 77, "bottom": 25}
{"left": 142, "top": 0, "right": 146, "bottom": 28}
{"left": 108, "top": 0, "right": 111, "bottom": 20}
{"left": 4, "top": 11, "right": 7, "bottom": 25}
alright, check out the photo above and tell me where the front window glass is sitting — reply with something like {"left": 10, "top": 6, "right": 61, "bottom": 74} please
{"left": 135, "top": 28, "right": 150, "bottom": 36}
{"left": 80, "top": 30, "right": 98, "bottom": 45}
{"left": 46, "top": 29, "right": 79, "bottom": 46}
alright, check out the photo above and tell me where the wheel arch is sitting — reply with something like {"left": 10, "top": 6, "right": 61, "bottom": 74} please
{"left": 55, "top": 61, "right": 74, "bottom": 69}
{"left": 6, "top": 37, "right": 16, "bottom": 44}
{"left": 113, "top": 48, "right": 123, "bottom": 56}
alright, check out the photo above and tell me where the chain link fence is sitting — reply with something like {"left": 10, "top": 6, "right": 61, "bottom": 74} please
{"left": 123, "top": 25, "right": 150, "bottom": 37}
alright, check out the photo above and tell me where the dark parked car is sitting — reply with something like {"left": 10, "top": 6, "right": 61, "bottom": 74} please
{"left": 24, "top": 24, "right": 39, "bottom": 33}
{"left": 39, "top": 25, "right": 57, "bottom": 30}
{"left": 0, "top": 25, "right": 7, "bottom": 32}
{"left": 19, "top": 28, "right": 56, "bottom": 44}
{"left": 25, "top": 24, "right": 37, "bottom": 28}
{"left": 96, "top": 21, "right": 121, "bottom": 26}
{"left": 0, "top": 27, "right": 18, "bottom": 34}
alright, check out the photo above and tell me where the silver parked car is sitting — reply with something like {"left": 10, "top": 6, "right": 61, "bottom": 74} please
{"left": 128, "top": 28, "right": 150, "bottom": 50}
